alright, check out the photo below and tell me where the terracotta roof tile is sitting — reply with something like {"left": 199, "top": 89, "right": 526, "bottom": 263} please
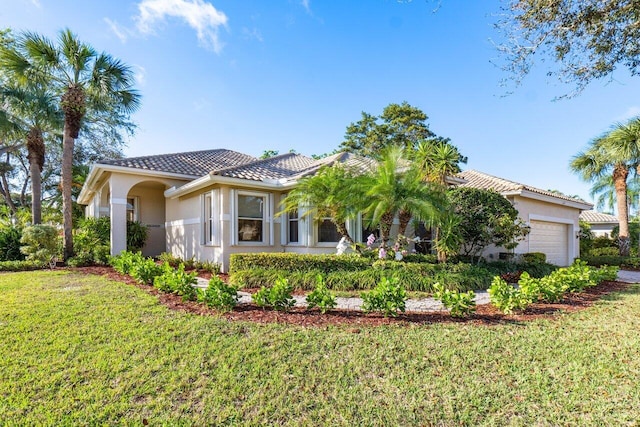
{"left": 456, "top": 170, "right": 588, "bottom": 204}
{"left": 579, "top": 210, "right": 619, "bottom": 223}
{"left": 99, "top": 149, "right": 257, "bottom": 177}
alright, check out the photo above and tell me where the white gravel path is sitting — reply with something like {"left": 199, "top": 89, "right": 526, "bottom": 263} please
{"left": 195, "top": 269, "right": 636, "bottom": 314}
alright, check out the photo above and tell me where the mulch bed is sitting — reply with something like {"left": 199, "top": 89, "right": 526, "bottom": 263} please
{"left": 70, "top": 266, "right": 634, "bottom": 327}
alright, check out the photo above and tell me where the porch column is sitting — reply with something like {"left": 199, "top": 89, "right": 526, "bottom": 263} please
{"left": 110, "top": 181, "right": 128, "bottom": 256}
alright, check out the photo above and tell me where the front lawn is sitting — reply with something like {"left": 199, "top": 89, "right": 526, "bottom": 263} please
{"left": 1, "top": 271, "right": 639, "bottom": 425}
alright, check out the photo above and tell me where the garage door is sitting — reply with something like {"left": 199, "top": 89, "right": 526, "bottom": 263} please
{"left": 528, "top": 220, "right": 569, "bottom": 266}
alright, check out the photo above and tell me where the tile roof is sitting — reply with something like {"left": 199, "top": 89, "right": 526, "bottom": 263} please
{"left": 212, "top": 153, "right": 317, "bottom": 181}
{"left": 98, "top": 149, "right": 257, "bottom": 177}
{"left": 455, "top": 170, "right": 589, "bottom": 205}
{"left": 579, "top": 210, "right": 619, "bottom": 223}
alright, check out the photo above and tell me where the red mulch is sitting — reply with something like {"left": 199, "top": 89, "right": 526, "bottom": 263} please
{"left": 70, "top": 266, "right": 634, "bottom": 327}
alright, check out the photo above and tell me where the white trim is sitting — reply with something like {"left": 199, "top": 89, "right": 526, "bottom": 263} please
{"left": 504, "top": 190, "right": 592, "bottom": 210}
{"left": 528, "top": 214, "right": 575, "bottom": 225}
{"left": 165, "top": 218, "right": 200, "bottom": 227}
{"left": 234, "top": 190, "right": 272, "bottom": 246}
{"left": 111, "top": 198, "right": 128, "bottom": 205}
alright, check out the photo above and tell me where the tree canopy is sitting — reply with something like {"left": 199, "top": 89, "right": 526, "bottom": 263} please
{"left": 497, "top": 0, "right": 640, "bottom": 95}
{"left": 448, "top": 187, "right": 530, "bottom": 258}
{"left": 340, "top": 102, "right": 448, "bottom": 157}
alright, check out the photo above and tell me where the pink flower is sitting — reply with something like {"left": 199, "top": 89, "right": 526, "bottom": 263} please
{"left": 378, "top": 247, "right": 387, "bottom": 259}
{"left": 367, "top": 234, "right": 376, "bottom": 247}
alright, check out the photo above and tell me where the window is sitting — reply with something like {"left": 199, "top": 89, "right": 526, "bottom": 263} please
{"left": 203, "top": 190, "right": 220, "bottom": 245}
{"left": 237, "top": 193, "right": 266, "bottom": 243}
{"left": 126, "top": 197, "right": 138, "bottom": 222}
{"left": 318, "top": 218, "right": 341, "bottom": 243}
{"left": 288, "top": 209, "right": 299, "bottom": 243}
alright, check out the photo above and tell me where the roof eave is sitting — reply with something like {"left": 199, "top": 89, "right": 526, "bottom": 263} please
{"left": 507, "top": 189, "right": 593, "bottom": 210}
{"left": 164, "top": 173, "right": 287, "bottom": 198}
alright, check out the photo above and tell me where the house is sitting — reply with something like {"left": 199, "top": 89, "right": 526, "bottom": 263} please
{"left": 78, "top": 149, "right": 375, "bottom": 272}
{"left": 455, "top": 170, "right": 593, "bottom": 266}
{"left": 579, "top": 210, "right": 619, "bottom": 238}
{"left": 78, "top": 149, "right": 592, "bottom": 271}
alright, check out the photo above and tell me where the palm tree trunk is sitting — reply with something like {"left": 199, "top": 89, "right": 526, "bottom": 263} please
{"left": 380, "top": 211, "right": 394, "bottom": 248}
{"left": 27, "top": 127, "right": 45, "bottom": 224}
{"left": 335, "top": 221, "right": 354, "bottom": 244}
{"left": 613, "top": 164, "right": 630, "bottom": 256}
{"left": 398, "top": 209, "right": 412, "bottom": 236}
{"left": 61, "top": 123, "right": 75, "bottom": 260}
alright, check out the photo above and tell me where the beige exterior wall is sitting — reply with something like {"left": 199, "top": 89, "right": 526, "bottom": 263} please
{"left": 480, "top": 195, "right": 581, "bottom": 266}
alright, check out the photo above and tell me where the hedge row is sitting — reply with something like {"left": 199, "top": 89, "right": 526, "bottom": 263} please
{"left": 229, "top": 253, "right": 372, "bottom": 274}
{"left": 582, "top": 255, "right": 640, "bottom": 269}
{"left": 0, "top": 260, "right": 46, "bottom": 271}
{"left": 230, "top": 262, "right": 493, "bottom": 292}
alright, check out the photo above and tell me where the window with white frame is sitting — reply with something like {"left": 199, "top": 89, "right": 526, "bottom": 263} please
{"left": 237, "top": 193, "right": 267, "bottom": 243}
{"left": 203, "top": 190, "right": 220, "bottom": 245}
{"left": 126, "top": 197, "right": 138, "bottom": 222}
{"left": 287, "top": 209, "right": 299, "bottom": 244}
{"left": 318, "top": 218, "right": 341, "bottom": 243}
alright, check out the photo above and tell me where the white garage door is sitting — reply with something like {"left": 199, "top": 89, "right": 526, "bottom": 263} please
{"left": 528, "top": 220, "right": 569, "bottom": 266}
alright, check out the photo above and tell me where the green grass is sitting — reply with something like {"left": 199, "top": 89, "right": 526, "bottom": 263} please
{"left": 1, "top": 271, "right": 640, "bottom": 425}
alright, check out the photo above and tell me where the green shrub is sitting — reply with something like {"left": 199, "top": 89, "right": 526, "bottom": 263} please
{"left": 193, "top": 259, "right": 221, "bottom": 274}
{"left": 0, "top": 226, "right": 25, "bottom": 261}
{"left": 305, "top": 275, "right": 337, "bottom": 313}
{"left": 153, "top": 263, "right": 198, "bottom": 301}
{"left": 20, "top": 225, "right": 60, "bottom": 268}
{"left": 126, "top": 220, "right": 148, "bottom": 252}
{"left": 198, "top": 276, "right": 239, "bottom": 312}
{"left": 109, "top": 251, "right": 145, "bottom": 275}
{"left": 229, "top": 253, "right": 371, "bottom": 274}
{"left": 432, "top": 283, "right": 476, "bottom": 317}
{"left": 253, "top": 277, "right": 295, "bottom": 311}
{"left": 0, "top": 260, "right": 45, "bottom": 271}
{"left": 158, "top": 252, "right": 182, "bottom": 268}
{"left": 401, "top": 253, "right": 438, "bottom": 264}
{"left": 488, "top": 276, "right": 529, "bottom": 314}
{"left": 484, "top": 260, "right": 557, "bottom": 279}
{"left": 362, "top": 276, "right": 407, "bottom": 317}
{"left": 73, "top": 217, "right": 111, "bottom": 266}
{"left": 590, "top": 264, "right": 619, "bottom": 282}
{"left": 521, "top": 252, "right": 546, "bottom": 264}
{"left": 129, "top": 257, "right": 163, "bottom": 285}
{"left": 588, "top": 247, "right": 620, "bottom": 257}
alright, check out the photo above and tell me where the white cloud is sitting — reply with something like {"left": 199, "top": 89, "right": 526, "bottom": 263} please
{"left": 133, "top": 65, "right": 147, "bottom": 86}
{"left": 135, "top": 0, "right": 228, "bottom": 53}
{"left": 615, "top": 106, "right": 640, "bottom": 123}
{"left": 29, "top": 0, "right": 41, "bottom": 8}
{"left": 242, "top": 27, "right": 263, "bottom": 42}
{"left": 300, "top": 0, "right": 311, "bottom": 13}
{"left": 104, "top": 18, "right": 129, "bottom": 43}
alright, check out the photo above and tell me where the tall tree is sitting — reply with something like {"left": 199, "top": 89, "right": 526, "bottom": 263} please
{"left": 0, "top": 29, "right": 140, "bottom": 260}
{"left": 0, "top": 84, "right": 61, "bottom": 224}
{"left": 571, "top": 118, "right": 640, "bottom": 256}
{"left": 413, "top": 138, "right": 467, "bottom": 261}
{"left": 340, "top": 102, "right": 442, "bottom": 157}
{"left": 497, "top": 0, "right": 640, "bottom": 95}
{"left": 590, "top": 174, "right": 640, "bottom": 216}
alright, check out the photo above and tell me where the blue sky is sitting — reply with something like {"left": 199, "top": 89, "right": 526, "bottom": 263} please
{"left": 2, "top": 0, "right": 640, "bottom": 206}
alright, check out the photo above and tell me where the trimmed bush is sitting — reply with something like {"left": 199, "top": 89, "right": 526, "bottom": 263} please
{"left": 253, "top": 277, "right": 295, "bottom": 311}
{"left": 198, "top": 276, "right": 239, "bottom": 312}
{"left": 432, "top": 283, "right": 476, "bottom": 317}
{"left": 521, "top": 252, "right": 546, "bottom": 264}
{"left": 153, "top": 263, "right": 198, "bottom": 301}
{"left": 362, "top": 277, "right": 407, "bottom": 317}
{"left": 488, "top": 276, "right": 529, "bottom": 314}
{"left": 484, "top": 260, "right": 557, "bottom": 279}
{"left": 0, "top": 260, "right": 45, "bottom": 271}
{"left": 305, "top": 275, "right": 337, "bottom": 313}
{"left": 588, "top": 247, "right": 620, "bottom": 257}
{"left": 229, "top": 253, "right": 371, "bottom": 274}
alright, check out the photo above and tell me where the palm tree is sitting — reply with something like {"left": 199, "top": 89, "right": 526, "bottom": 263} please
{"left": 414, "top": 138, "right": 467, "bottom": 261}
{"left": 1, "top": 84, "right": 61, "bottom": 224}
{"left": 364, "top": 146, "right": 444, "bottom": 248}
{"left": 571, "top": 118, "right": 640, "bottom": 256}
{"left": 590, "top": 174, "right": 640, "bottom": 216}
{"left": 279, "top": 164, "right": 366, "bottom": 244}
{"left": 0, "top": 29, "right": 140, "bottom": 259}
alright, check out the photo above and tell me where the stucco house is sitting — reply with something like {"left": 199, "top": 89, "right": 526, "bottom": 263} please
{"left": 579, "top": 210, "right": 619, "bottom": 238}
{"left": 78, "top": 149, "right": 592, "bottom": 270}
{"left": 456, "top": 170, "right": 593, "bottom": 265}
